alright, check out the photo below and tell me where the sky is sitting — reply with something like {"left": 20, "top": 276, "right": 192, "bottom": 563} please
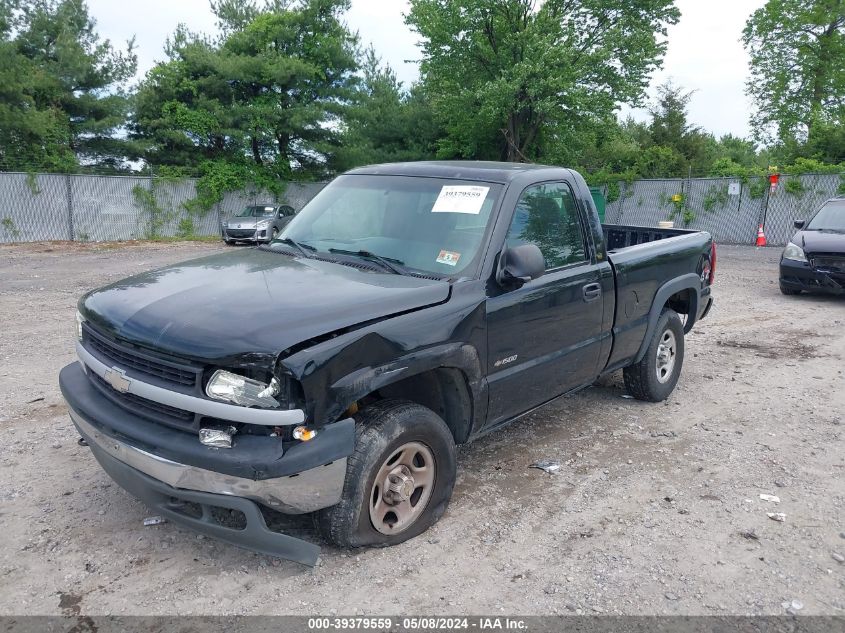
{"left": 87, "top": 0, "right": 766, "bottom": 139}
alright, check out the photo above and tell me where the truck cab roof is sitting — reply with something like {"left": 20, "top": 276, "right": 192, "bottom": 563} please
{"left": 346, "top": 160, "right": 574, "bottom": 184}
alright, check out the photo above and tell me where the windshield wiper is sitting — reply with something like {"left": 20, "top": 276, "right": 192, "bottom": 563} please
{"left": 278, "top": 237, "right": 316, "bottom": 258}
{"left": 328, "top": 248, "right": 410, "bottom": 275}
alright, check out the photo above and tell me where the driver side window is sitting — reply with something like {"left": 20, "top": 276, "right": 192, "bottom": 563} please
{"left": 506, "top": 182, "right": 587, "bottom": 270}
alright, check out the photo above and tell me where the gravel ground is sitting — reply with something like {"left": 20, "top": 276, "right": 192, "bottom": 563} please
{"left": 0, "top": 240, "right": 843, "bottom": 616}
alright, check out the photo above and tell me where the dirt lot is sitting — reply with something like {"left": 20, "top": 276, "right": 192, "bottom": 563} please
{"left": 0, "top": 241, "right": 843, "bottom": 616}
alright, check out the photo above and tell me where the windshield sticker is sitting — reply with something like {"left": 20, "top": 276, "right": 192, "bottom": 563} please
{"left": 436, "top": 250, "right": 461, "bottom": 266}
{"left": 431, "top": 186, "right": 489, "bottom": 214}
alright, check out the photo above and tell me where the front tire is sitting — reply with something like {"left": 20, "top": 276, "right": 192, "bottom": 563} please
{"left": 623, "top": 308, "right": 685, "bottom": 402}
{"left": 779, "top": 283, "right": 801, "bottom": 295}
{"left": 317, "top": 400, "right": 457, "bottom": 548}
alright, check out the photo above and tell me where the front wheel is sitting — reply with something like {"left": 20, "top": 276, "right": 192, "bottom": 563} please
{"left": 779, "top": 283, "right": 801, "bottom": 295}
{"left": 317, "top": 400, "right": 457, "bottom": 548}
{"left": 623, "top": 308, "right": 685, "bottom": 402}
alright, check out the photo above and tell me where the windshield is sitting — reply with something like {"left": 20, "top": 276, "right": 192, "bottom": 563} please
{"left": 235, "top": 205, "right": 275, "bottom": 218}
{"left": 805, "top": 199, "right": 845, "bottom": 233}
{"left": 806, "top": 200, "right": 845, "bottom": 232}
{"left": 278, "top": 175, "right": 503, "bottom": 275}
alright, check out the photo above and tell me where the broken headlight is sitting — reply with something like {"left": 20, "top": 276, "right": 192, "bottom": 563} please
{"left": 205, "top": 370, "right": 281, "bottom": 408}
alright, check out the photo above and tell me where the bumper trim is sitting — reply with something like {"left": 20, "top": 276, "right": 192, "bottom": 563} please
{"left": 71, "top": 406, "right": 346, "bottom": 514}
{"left": 76, "top": 340, "right": 305, "bottom": 426}
{"left": 89, "top": 444, "right": 322, "bottom": 566}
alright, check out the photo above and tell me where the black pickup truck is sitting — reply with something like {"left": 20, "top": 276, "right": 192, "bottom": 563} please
{"left": 60, "top": 161, "right": 715, "bottom": 565}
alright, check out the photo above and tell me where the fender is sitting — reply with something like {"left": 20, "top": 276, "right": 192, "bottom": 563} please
{"left": 633, "top": 273, "right": 701, "bottom": 363}
{"left": 279, "top": 292, "right": 489, "bottom": 429}
{"left": 326, "top": 342, "right": 484, "bottom": 432}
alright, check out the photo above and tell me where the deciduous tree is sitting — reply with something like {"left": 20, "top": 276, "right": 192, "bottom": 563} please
{"left": 406, "top": 0, "right": 680, "bottom": 162}
{"left": 743, "top": 0, "right": 845, "bottom": 145}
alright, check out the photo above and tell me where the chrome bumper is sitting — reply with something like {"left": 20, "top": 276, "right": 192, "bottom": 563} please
{"left": 76, "top": 340, "right": 304, "bottom": 426}
{"left": 71, "top": 406, "right": 346, "bottom": 514}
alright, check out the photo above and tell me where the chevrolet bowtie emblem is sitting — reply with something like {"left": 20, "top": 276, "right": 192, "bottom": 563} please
{"left": 103, "top": 367, "right": 131, "bottom": 393}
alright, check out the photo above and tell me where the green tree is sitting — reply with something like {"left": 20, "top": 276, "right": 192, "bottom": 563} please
{"left": 647, "top": 82, "right": 716, "bottom": 176}
{"left": 743, "top": 0, "right": 845, "bottom": 145}
{"left": 712, "top": 134, "right": 760, "bottom": 168}
{"left": 406, "top": 0, "right": 680, "bottom": 162}
{"left": 334, "top": 47, "right": 441, "bottom": 170}
{"left": 133, "top": 0, "right": 358, "bottom": 181}
{"left": 0, "top": 0, "right": 136, "bottom": 171}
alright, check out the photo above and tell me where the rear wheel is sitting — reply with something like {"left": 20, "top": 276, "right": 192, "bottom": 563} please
{"left": 623, "top": 309, "right": 685, "bottom": 402}
{"left": 317, "top": 400, "right": 456, "bottom": 548}
{"left": 779, "top": 283, "right": 801, "bottom": 295}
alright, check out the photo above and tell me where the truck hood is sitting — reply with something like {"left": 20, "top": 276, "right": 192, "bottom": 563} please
{"left": 81, "top": 249, "right": 450, "bottom": 362}
{"left": 794, "top": 230, "right": 845, "bottom": 255}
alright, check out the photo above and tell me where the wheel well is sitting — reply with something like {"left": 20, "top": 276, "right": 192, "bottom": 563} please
{"left": 666, "top": 288, "right": 692, "bottom": 315}
{"left": 365, "top": 368, "right": 473, "bottom": 444}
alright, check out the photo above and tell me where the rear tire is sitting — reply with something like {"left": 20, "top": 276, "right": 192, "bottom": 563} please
{"left": 317, "top": 400, "right": 457, "bottom": 548}
{"left": 623, "top": 309, "right": 684, "bottom": 402}
{"left": 779, "top": 283, "right": 801, "bottom": 295}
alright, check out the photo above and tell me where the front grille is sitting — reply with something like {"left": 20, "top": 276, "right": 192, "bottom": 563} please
{"left": 83, "top": 324, "right": 199, "bottom": 387}
{"left": 811, "top": 255, "right": 845, "bottom": 273}
{"left": 226, "top": 229, "right": 256, "bottom": 238}
{"left": 89, "top": 373, "right": 196, "bottom": 431}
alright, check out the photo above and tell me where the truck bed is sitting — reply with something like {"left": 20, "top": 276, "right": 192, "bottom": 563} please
{"left": 600, "top": 223, "right": 714, "bottom": 373}
{"left": 602, "top": 223, "right": 699, "bottom": 251}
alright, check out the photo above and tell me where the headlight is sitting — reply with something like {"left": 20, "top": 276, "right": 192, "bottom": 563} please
{"left": 255, "top": 220, "right": 271, "bottom": 229}
{"left": 76, "top": 310, "right": 85, "bottom": 340}
{"left": 205, "top": 370, "right": 281, "bottom": 408}
{"left": 783, "top": 242, "right": 807, "bottom": 262}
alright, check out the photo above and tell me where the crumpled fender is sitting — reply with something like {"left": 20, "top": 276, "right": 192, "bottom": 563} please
{"left": 279, "top": 285, "right": 488, "bottom": 432}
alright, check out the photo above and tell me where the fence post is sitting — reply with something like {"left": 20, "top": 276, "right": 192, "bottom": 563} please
{"left": 617, "top": 181, "right": 627, "bottom": 224}
{"left": 759, "top": 180, "right": 771, "bottom": 232}
{"left": 65, "top": 173, "right": 74, "bottom": 241}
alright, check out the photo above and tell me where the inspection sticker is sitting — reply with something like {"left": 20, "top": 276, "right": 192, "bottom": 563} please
{"left": 436, "top": 250, "right": 461, "bottom": 266}
{"left": 431, "top": 185, "right": 489, "bottom": 214}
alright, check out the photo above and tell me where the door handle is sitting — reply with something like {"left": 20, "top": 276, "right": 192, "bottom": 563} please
{"left": 582, "top": 283, "right": 602, "bottom": 302}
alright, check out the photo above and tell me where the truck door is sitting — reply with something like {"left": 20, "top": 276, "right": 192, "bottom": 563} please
{"left": 485, "top": 181, "right": 607, "bottom": 426}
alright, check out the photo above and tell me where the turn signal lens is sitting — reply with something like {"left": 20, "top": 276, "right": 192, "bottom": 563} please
{"left": 293, "top": 426, "right": 317, "bottom": 441}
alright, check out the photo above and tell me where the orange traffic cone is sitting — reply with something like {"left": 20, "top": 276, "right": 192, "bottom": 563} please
{"left": 755, "top": 224, "right": 767, "bottom": 247}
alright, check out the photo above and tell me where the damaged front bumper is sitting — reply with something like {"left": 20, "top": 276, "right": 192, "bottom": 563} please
{"left": 780, "top": 258, "right": 845, "bottom": 295}
{"left": 60, "top": 361, "right": 354, "bottom": 565}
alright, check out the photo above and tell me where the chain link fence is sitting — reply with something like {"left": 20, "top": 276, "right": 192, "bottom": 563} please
{"left": 1, "top": 170, "right": 843, "bottom": 245}
{"left": 0, "top": 171, "right": 327, "bottom": 243}
{"left": 602, "top": 172, "right": 844, "bottom": 246}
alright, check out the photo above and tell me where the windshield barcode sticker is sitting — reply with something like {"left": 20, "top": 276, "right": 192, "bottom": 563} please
{"left": 431, "top": 186, "right": 489, "bottom": 214}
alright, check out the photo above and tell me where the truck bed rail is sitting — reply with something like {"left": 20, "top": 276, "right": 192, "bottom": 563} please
{"left": 602, "top": 223, "right": 697, "bottom": 251}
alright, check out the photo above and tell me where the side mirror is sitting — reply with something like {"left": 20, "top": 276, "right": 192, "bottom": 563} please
{"left": 793, "top": 220, "right": 805, "bottom": 229}
{"left": 496, "top": 244, "right": 545, "bottom": 288}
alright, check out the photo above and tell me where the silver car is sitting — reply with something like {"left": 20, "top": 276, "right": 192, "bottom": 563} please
{"left": 221, "top": 204, "right": 296, "bottom": 245}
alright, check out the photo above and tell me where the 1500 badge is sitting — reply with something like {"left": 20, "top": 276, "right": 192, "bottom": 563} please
{"left": 493, "top": 355, "right": 518, "bottom": 368}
